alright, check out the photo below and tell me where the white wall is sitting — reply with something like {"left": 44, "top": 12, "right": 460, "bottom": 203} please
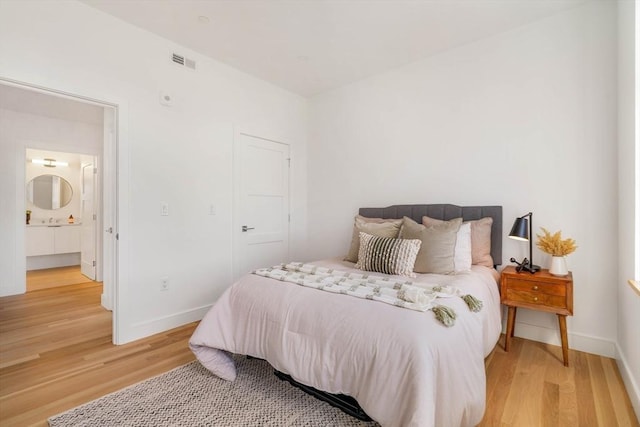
{"left": 0, "top": 0, "right": 308, "bottom": 343}
{"left": 308, "top": 2, "right": 618, "bottom": 357}
{"left": 617, "top": 0, "right": 640, "bottom": 417}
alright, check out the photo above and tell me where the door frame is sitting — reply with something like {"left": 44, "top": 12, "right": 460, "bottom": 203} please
{"left": 232, "top": 129, "right": 291, "bottom": 281}
{"left": 1, "top": 77, "right": 128, "bottom": 345}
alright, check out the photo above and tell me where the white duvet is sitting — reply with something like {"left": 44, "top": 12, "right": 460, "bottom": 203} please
{"left": 189, "top": 259, "right": 502, "bottom": 427}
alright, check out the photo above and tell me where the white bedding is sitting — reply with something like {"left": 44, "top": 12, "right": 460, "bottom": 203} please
{"left": 189, "top": 258, "right": 502, "bottom": 427}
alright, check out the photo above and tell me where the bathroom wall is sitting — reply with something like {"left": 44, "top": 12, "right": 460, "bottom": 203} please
{"left": 25, "top": 149, "right": 88, "bottom": 271}
{"left": 26, "top": 149, "right": 83, "bottom": 225}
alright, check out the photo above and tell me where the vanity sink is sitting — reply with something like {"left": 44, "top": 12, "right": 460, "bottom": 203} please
{"left": 28, "top": 222, "right": 81, "bottom": 227}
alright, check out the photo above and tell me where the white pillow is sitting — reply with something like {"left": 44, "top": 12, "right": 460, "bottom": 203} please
{"left": 454, "top": 222, "right": 472, "bottom": 272}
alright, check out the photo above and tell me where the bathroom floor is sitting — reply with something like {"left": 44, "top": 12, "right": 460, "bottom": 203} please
{"left": 26, "top": 265, "right": 97, "bottom": 292}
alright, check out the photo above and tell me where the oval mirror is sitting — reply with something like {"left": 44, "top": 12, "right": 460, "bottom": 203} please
{"left": 26, "top": 174, "right": 73, "bottom": 210}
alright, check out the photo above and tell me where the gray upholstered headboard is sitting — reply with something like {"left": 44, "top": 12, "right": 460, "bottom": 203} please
{"left": 358, "top": 204, "right": 503, "bottom": 267}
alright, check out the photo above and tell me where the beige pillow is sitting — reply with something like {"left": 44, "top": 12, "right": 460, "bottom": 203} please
{"left": 423, "top": 216, "right": 494, "bottom": 268}
{"left": 398, "top": 216, "right": 462, "bottom": 274}
{"left": 344, "top": 215, "right": 403, "bottom": 263}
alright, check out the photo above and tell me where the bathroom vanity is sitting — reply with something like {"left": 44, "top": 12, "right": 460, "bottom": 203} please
{"left": 25, "top": 223, "right": 81, "bottom": 256}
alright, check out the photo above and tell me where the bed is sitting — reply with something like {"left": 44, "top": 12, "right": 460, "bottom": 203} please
{"left": 189, "top": 204, "right": 503, "bottom": 427}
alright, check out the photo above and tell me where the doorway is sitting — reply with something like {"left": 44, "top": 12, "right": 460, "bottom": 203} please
{"left": 25, "top": 148, "right": 101, "bottom": 292}
{"left": 0, "top": 79, "right": 120, "bottom": 342}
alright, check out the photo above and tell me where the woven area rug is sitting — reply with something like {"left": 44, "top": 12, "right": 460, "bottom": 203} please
{"left": 48, "top": 355, "right": 380, "bottom": 426}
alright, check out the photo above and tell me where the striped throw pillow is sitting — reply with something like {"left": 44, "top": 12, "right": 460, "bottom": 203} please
{"left": 355, "top": 232, "right": 421, "bottom": 277}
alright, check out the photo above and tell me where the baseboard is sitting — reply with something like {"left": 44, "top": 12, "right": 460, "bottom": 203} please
{"left": 116, "top": 304, "right": 212, "bottom": 345}
{"left": 615, "top": 343, "right": 640, "bottom": 421}
{"left": 100, "top": 292, "right": 112, "bottom": 311}
{"left": 510, "top": 321, "right": 616, "bottom": 358}
{"left": 26, "top": 253, "right": 80, "bottom": 270}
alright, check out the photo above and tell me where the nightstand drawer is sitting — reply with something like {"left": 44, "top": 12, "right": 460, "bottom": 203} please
{"left": 505, "top": 279, "right": 566, "bottom": 297}
{"left": 505, "top": 289, "right": 568, "bottom": 309}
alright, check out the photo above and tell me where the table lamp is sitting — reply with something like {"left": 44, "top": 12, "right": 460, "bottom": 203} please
{"left": 508, "top": 212, "right": 541, "bottom": 273}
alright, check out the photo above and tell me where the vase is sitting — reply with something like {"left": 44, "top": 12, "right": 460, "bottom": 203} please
{"left": 549, "top": 256, "right": 568, "bottom": 276}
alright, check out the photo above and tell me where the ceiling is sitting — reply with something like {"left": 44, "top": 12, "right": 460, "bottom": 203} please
{"left": 81, "top": 0, "right": 587, "bottom": 97}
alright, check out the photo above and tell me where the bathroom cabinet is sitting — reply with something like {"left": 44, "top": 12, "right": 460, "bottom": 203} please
{"left": 26, "top": 225, "right": 81, "bottom": 256}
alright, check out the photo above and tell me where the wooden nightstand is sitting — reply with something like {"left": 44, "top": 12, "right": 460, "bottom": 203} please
{"left": 500, "top": 265, "right": 574, "bottom": 366}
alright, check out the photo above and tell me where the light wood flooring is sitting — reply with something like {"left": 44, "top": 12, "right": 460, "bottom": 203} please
{"left": 25, "top": 266, "right": 93, "bottom": 292}
{"left": 481, "top": 337, "right": 638, "bottom": 426}
{"left": 0, "top": 269, "right": 638, "bottom": 426}
{"left": 1, "top": 268, "right": 197, "bottom": 427}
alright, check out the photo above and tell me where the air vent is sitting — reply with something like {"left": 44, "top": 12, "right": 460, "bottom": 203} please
{"left": 172, "top": 53, "right": 184, "bottom": 66}
{"left": 184, "top": 58, "right": 196, "bottom": 70}
{"left": 171, "top": 53, "right": 196, "bottom": 70}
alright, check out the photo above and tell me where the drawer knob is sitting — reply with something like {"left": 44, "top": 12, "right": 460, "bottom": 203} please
{"left": 532, "top": 285, "right": 539, "bottom": 290}
{"left": 534, "top": 297, "right": 538, "bottom": 301}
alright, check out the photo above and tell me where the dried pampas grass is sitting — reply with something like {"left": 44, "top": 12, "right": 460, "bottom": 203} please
{"left": 536, "top": 227, "right": 577, "bottom": 256}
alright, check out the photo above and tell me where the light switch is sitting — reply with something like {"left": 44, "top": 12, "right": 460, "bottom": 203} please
{"left": 161, "top": 202, "right": 169, "bottom": 216}
{"left": 209, "top": 204, "right": 216, "bottom": 215}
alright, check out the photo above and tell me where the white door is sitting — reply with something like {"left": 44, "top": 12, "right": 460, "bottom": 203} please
{"left": 235, "top": 133, "right": 290, "bottom": 277}
{"left": 80, "top": 161, "right": 96, "bottom": 280}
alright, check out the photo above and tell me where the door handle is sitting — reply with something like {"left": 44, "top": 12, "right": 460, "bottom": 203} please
{"left": 242, "top": 225, "right": 255, "bottom": 232}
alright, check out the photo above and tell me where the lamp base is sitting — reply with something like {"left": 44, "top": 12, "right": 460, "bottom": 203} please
{"left": 510, "top": 257, "right": 541, "bottom": 274}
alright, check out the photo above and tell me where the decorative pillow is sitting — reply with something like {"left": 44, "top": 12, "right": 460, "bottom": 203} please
{"left": 398, "top": 216, "right": 462, "bottom": 274}
{"left": 417, "top": 217, "right": 472, "bottom": 272}
{"left": 453, "top": 222, "right": 472, "bottom": 272}
{"left": 355, "top": 232, "right": 421, "bottom": 277}
{"left": 423, "top": 216, "right": 494, "bottom": 268}
{"left": 344, "top": 215, "right": 403, "bottom": 263}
